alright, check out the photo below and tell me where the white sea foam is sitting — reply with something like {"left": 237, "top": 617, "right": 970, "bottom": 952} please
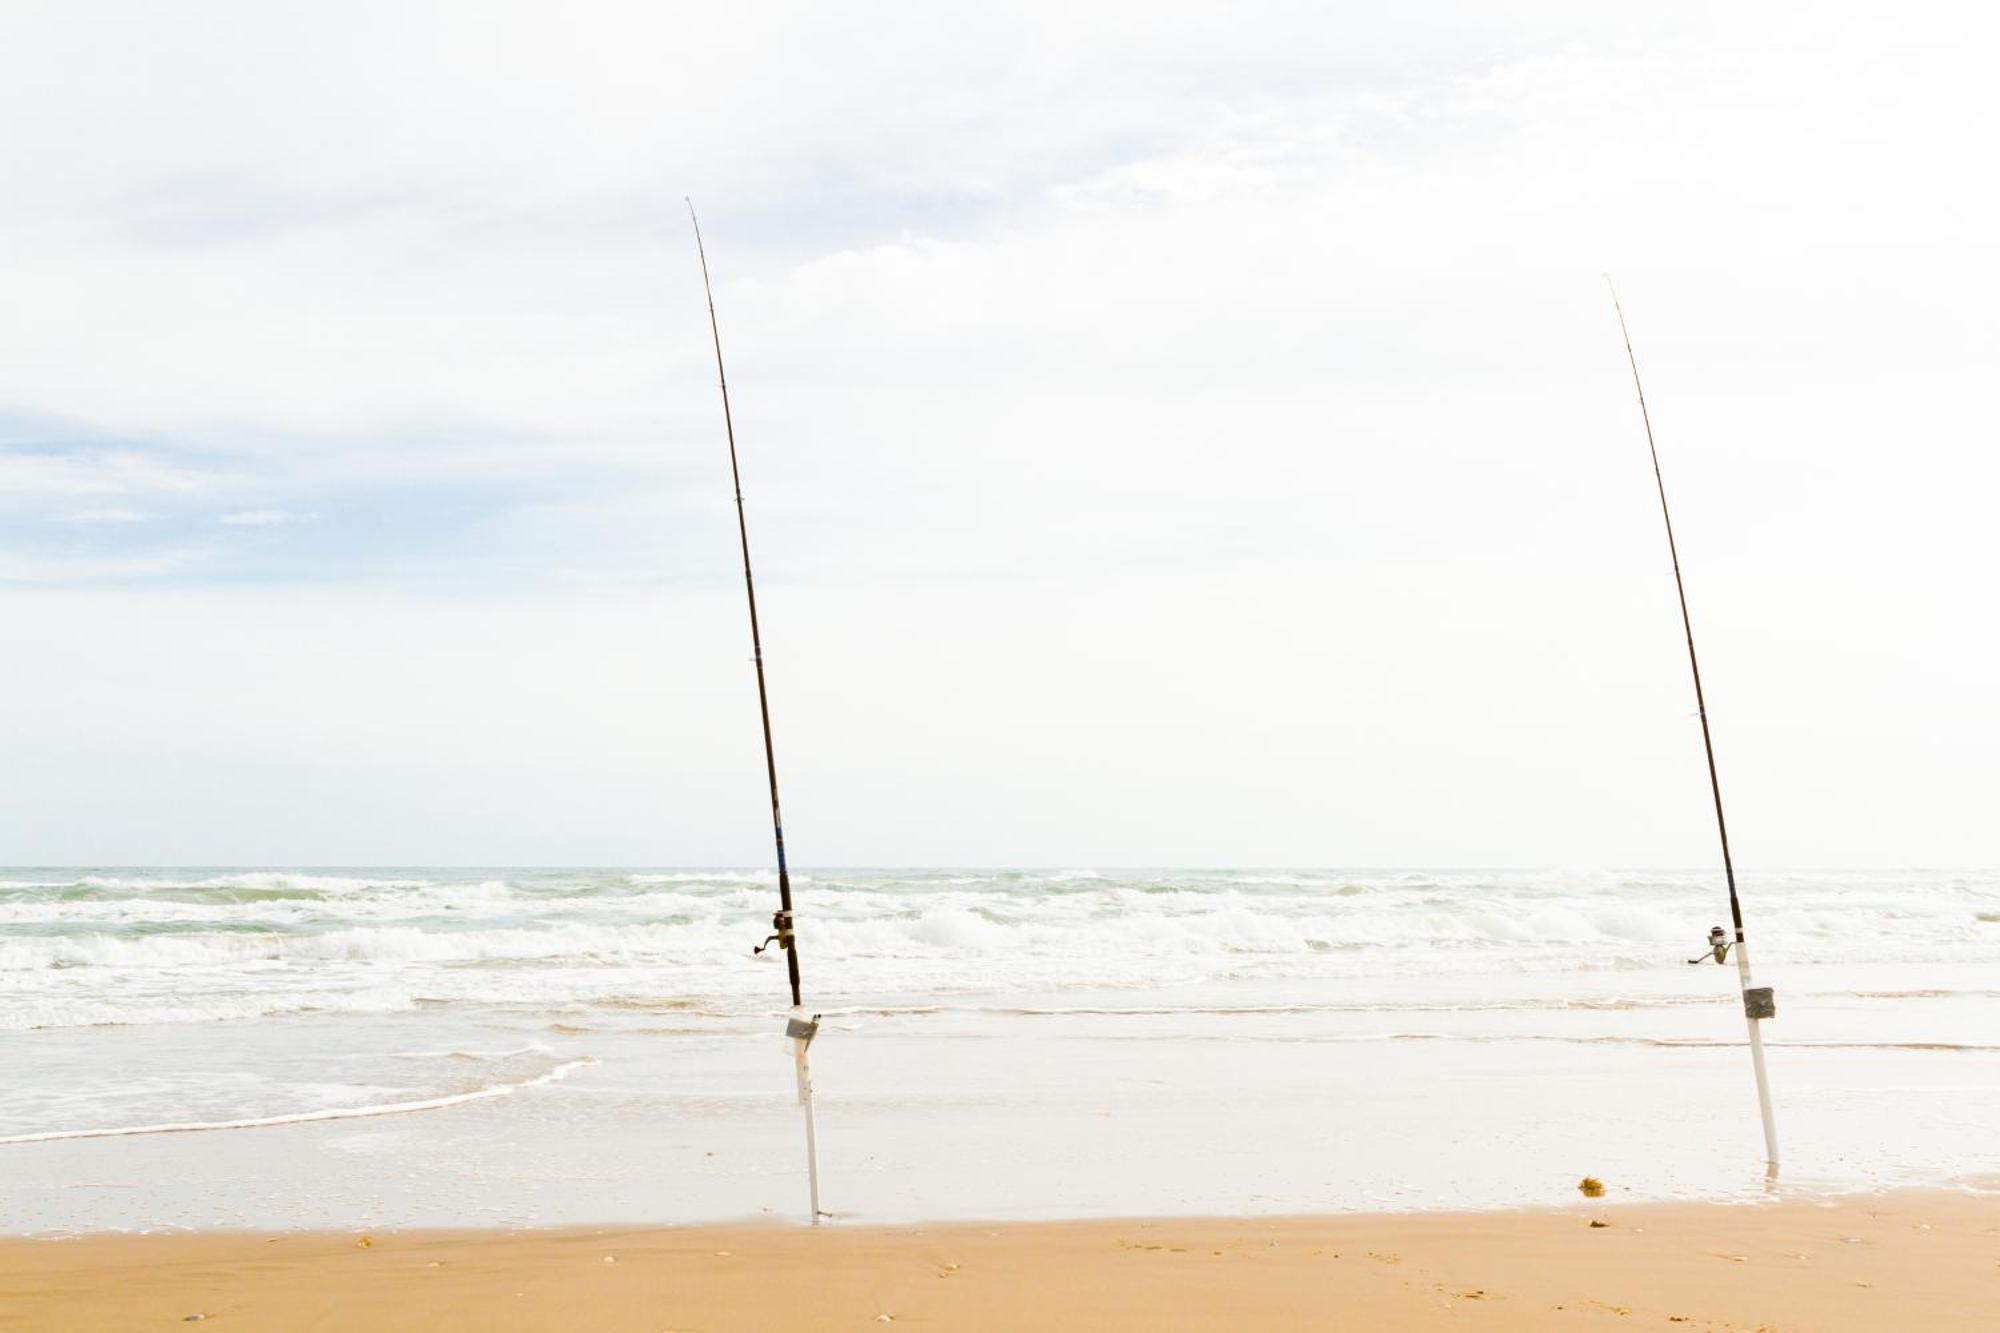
{"left": 59, "top": 873, "right": 438, "bottom": 895}
{"left": 0, "top": 869, "right": 1994, "bottom": 1033}
{"left": 0, "top": 1057, "right": 594, "bottom": 1144}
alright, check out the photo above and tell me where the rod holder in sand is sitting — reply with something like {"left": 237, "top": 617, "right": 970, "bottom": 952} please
{"left": 1686, "top": 925, "right": 1779, "bottom": 1175}
{"left": 788, "top": 1012, "right": 824, "bottom": 1223}
{"left": 1732, "top": 943, "right": 1781, "bottom": 1179}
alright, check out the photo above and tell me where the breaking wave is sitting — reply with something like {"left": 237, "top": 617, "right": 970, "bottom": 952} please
{"left": 1, "top": 867, "right": 1994, "bottom": 1031}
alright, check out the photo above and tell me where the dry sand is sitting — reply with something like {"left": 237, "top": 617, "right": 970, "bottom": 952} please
{"left": 2, "top": 1190, "right": 1993, "bottom": 1331}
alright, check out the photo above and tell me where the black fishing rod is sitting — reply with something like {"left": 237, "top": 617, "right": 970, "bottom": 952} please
{"left": 688, "top": 198, "right": 825, "bottom": 1220}
{"left": 1607, "top": 279, "right": 1780, "bottom": 1176}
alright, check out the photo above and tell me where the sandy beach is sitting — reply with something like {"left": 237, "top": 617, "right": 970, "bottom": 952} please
{"left": 4, "top": 1189, "right": 1993, "bottom": 1331}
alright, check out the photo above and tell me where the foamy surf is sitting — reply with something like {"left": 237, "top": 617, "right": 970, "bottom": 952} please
{"left": 0, "top": 1057, "right": 595, "bottom": 1145}
{"left": 1, "top": 867, "right": 1995, "bottom": 1233}
{"left": 3, "top": 867, "right": 1995, "bottom": 1034}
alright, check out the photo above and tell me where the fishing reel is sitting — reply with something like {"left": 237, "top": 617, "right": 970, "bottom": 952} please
{"left": 1685, "top": 925, "right": 1778, "bottom": 1018}
{"left": 754, "top": 908, "right": 795, "bottom": 957}
{"left": 1687, "top": 925, "right": 1731, "bottom": 965}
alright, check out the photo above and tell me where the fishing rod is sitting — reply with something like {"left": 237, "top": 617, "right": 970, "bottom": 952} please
{"left": 1608, "top": 279, "right": 1780, "bottom": 1178}
{"left": 688, "top": 198, "right": 825, "bottom": 1223}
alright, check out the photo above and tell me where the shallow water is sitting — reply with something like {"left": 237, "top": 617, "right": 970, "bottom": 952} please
{"left": 1, "top": 867, "right": 1995, "bottom": 1232}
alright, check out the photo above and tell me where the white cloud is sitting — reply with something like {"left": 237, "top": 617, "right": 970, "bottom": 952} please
{"left": 0, "top": 2, "right": 1993, "bottom": 863}
{"left": 54, "top": 507, "right": 151, "bottom": 524}
{"left": 0, "top": 450, "right": 209, "bottom": 500}
{"left": 0, "top": 546, "right": 215, "bottom": 584}
{"left": 217, "top": 509, "right": 306, "bottom": 527}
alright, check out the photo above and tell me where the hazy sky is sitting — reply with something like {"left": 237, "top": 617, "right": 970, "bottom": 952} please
{"left": 2, "top": 2, "right": 1993, "bottom": 867}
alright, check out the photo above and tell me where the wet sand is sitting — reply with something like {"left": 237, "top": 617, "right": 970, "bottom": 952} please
{"left": 2, "top": 1189, "right": 1994, "bottom": 1330}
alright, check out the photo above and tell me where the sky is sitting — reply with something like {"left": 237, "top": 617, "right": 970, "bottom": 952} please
{"left": 1, "top": 1, "right": 1994, "bottom": 867}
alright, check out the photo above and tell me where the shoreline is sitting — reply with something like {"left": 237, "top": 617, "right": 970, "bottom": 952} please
{"left": 4, "top": 1188, "right": 1993, "bottom": 1330}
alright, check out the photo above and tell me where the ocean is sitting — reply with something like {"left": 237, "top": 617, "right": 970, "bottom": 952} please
{"left": 2, "top": 867, "right": 1995, "bottom": 1233}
